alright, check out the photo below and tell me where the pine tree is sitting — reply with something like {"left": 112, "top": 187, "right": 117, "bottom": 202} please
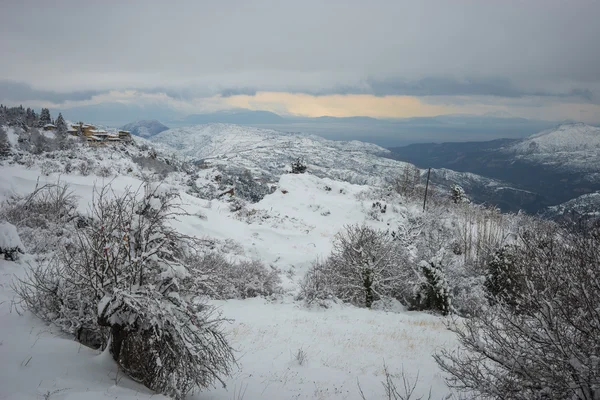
{"left": 0, "top": 127, "right": 11, "bottom": 157}
{"left": 39, "top": 108, "right": 52, "bottom": 127}
{"left": 484, "top": 245, "right": 521, "bottom": 308}
{"left": 415, "top": 261, "right": 452, "bottom": 315}
{"left": 55, "top": 113, "right": 71, "bottom": 150}
{"left": 450, "top": 184, "right": 469, "bottom": 204}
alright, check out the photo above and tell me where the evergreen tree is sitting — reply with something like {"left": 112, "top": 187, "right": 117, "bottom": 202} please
{"left": 39, "top": 108, "right": 52, "bottom": 126}
{"left": 484, "top": 245, "right": 522, "bottom": 308}
{"left": 450, "top": 184, "right": 469, "bottom": 204}
{"left": 55, "top": 113, "right": 71, "bottom": 150}
{"left": 415, "top": 260, "right": 452, "bottom": 315}
{"left": 0, "top": 127, "right": 11, "bottom": 157}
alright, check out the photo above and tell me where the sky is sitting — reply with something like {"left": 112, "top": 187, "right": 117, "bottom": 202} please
{"left": 1, "top": 0, "right": 600, "bottom": 123}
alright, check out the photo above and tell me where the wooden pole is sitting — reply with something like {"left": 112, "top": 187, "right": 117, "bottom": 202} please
{"left": 423, "top": 167, "right": 431, "bottom": 212}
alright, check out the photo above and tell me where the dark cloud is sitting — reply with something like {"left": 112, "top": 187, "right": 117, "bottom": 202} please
{"left": 0, "top": 80, "right": 103, "bottom": 103}
{"left": 220, "top": 88, "right": 258, "bottom": 98}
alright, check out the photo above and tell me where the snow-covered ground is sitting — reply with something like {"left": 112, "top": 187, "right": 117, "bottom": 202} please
{"left": 0, "top": 163, "right": 457, "bottom": 399}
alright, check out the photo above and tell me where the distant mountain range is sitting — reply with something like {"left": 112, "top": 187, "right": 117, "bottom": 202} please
{"left": 386, "top": 123, "right": 600, "bottom": 214}
{"left": 134, "top": 123, "right": 545, "bottom": 213}
{"left": 60, "top": 104, "right": 566, "bottom": 146}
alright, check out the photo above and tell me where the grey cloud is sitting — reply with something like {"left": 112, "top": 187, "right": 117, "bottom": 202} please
{"left": 0, "top": 0, "right": 599, "bottom": 110}
{"left": 220, "top": 88, "right": 258, "bottom": 98}
{"left": 0, "top": 80, "right": 103, "bottom": 103}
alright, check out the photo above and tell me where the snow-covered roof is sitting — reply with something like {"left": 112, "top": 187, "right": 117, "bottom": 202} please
{"left": 43, "top": 124, "right": 56, "bottom": 128}
{"left": 118, "top": 130, "right": 130, "bottom": 134}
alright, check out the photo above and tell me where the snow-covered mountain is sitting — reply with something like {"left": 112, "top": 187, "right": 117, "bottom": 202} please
{"left": 510, "top": 123, "right": 600, "bottom": 154}
{"left": 149, "top": 123, "right": 404, "bottom": 186}
{"left": 545, "top": 191, "right": 600, "bottom": 221}
{"left": 387, "top": 123, "right": 600, "bottom": 212}
{"left": 148, "top": 123, "right": 522, "bottom": 205}
{"left": 121, "top": 119, "right": 169, "bottom": 138}
{"left": 506, "top": 123, "right": 600, "bottom": 174}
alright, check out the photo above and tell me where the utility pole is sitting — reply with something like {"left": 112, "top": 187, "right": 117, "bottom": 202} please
{"left": 423, "top": 167, "right": 431, "bottom": 212}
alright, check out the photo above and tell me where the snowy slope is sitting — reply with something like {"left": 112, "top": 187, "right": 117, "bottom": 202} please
{"left": 0, "top": 163, "right": 457, "bottom": 399}
{"left": 149, "top": 124, "right": 520, "bottom": 200}
{"left": 511, "top": 123, "right": 600, "bottom": 154}
{"left": 506, "top": 123, "right": 600, "bottom": 173}
{"left": 545, "top": 191, "right": 600, "bottom": 219}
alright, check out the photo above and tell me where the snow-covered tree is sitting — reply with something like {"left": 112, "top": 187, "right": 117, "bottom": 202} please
{"left": 450, "top": 184, "right": 469, "bottom": 204}
{"left": 291, "top": 157, "right": 307, "bottom": 174}
{"left": 15, "top": 182, "right": 234, "bottom": 398}
{"left": 302, "top": 224, "right": 412, "bottom": 308}
{"left": 414, "top": 260, "right": 452, "bottom": 315}
{"left": 38, "top": 108, "right": 51, "bottom": 127}
{"left": 483, "top": 244, "right": 521, "bottom": 307}
{"left": 435, "top": 224, "right": 600, "bottom": 399}
{"left": 30, "top": 128, "right": 52, "bottom": 154}
{"left": 0, "top": 127, "right": 10, "bottom": 157}
{"left": 54, "top": 113, "right": 71, "bottom": 150}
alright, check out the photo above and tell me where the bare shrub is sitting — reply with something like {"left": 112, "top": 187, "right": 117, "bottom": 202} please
{"left": 189, "top": 252, "right": 281, "bottom": 299}
{"left": 132, "top": 155, "right": 176, "bottom": 178}
{"left": 96, "top": 165, "right": 112, "bottom": 177}
{"left": 294, "top": 347, "right": 308, "bottom": 366}
{"left": 302, "top": 224, "right": 413, "bottom": 308}
{"left": 15, "top": 182, "right": 234, "bottom": 398}
{"left": 358, "top": 364, "right": 433, "bottom": 400}
{"left": 435, "top": 224, "right": 600, "bottom": 399}
{"left": 0, "top": 179, "right": 78, "bottom": 230}
{"left": 40, "top": 160, "right": 61, "bottom": 176}
{"left": 78, "top": 159, "right": 93, "bottom": 176}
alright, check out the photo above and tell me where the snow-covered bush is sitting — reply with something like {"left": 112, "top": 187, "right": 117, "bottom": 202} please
{"left": 483, "top": 244, "right": 520, "bottom": 307}
{"left": 450, "top": 184, "right": 469, "bottom": 204}
{"left": 291, "top": 157, "right": 307, "bottom": 174}
{"left": 40, "top": 160, "right": 61, "bottom": 176}
{"left": 435, "top": 224, "right": 600, "bottom": 399}
{"left": 219, "top": 167, "right": 270, "bottom": 203}
{"left": 132, "top": 155, "right": 176, "bottom": 178}
{"left": 413, "top": 260, "right": 452, "bottom": 315}
{"left": 188, "top": 252, "right": 281, "bottom": 299}
{"left": 96, "top": 165, "right": 112, "bottom": 177}
{"left": 78, "top": 159, "right": 93, "bottom": 176}
{"left": 15, "top": 182, "right": 234, "bottom": 398}
{"left": 0, "top": 221, "right": 24, "bottom": 260}
{"left": 302, "top": 224, "right": 413, "bottom": 308}
{"left": 298, "top": 259, "right": 335, "bottom": 305}
{"left": 98, "top": 287, "right": 233, "bottom": 399}
{"left": 0, "top": 180, "right": 78, "bottom": 253}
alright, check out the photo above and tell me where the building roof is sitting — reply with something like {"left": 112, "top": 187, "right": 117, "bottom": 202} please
{"left": 43, "top": 124, "right": 56, "bottom": 128}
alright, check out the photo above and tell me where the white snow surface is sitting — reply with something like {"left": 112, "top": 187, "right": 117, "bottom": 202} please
{"left": 0, "top": 163, "right": 457, "bottom": 399}
{"left": 0, "top": 221, "right": 22, "bottom": 250}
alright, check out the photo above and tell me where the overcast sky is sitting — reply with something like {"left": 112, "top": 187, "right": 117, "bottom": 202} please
{"left": 1, "top": 0, "right": 600, "bottom": 122}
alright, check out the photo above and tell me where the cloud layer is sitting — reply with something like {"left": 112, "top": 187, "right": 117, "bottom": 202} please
{"left": 1, "top": 0, "right": 599, "bottom": 122}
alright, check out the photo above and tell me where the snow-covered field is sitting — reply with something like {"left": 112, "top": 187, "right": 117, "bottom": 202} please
{"left": 0, "top": 164, "right": 457, "bottom": 399}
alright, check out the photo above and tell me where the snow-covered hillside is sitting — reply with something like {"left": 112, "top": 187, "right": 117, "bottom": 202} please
{"left": 511, "top": 123, "right": 600, "bottom": 154}
{"left": 149, "top": 123, "right": 521, "bottom": 198}
{"left": 507, "top": 123, "right": 600, "bottom": 173}
{"left": 0, "top": 163, "right": 460, "bottom": 399}
{"left": 545, "top": 191, "right": 600, "bottom": 220}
